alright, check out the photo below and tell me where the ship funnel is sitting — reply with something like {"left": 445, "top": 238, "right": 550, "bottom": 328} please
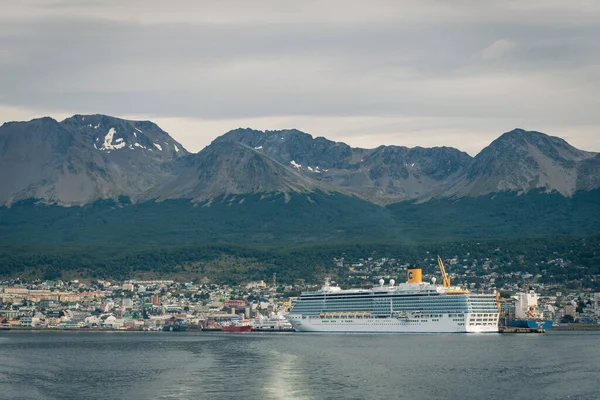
{"left": 407, "top": 265, "right": 422, "bottom": 284}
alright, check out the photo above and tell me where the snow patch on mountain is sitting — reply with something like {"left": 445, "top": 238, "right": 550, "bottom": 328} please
{"left": 99, "top": 128, "right": 126, "bottom": 151}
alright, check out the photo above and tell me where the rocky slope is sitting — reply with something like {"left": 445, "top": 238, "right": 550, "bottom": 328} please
{"left": 1, "top": 116, "right": 599, "bottom": 206}
{"left": 214, "top": 128, "right": 473, "bottom": 203}
{"left": 151, "top": 141, "right": 321, "bottom": 202}
{"left": 0, "top": 115, "right": 187, "bottom": 205}
{"left": 447, "top": 129, "right": 596, "bottom": 197}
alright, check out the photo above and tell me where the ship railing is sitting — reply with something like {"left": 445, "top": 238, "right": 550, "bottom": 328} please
{"left": 319, "top": 312, "right": 372, "bottom": 319}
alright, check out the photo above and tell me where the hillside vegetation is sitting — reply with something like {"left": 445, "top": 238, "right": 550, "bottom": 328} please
{"left": 1, "top": 189, "right": 599, "bottom": 283}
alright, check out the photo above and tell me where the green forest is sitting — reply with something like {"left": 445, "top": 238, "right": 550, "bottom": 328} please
{"left": 1, "top": 189, "right": 599, "bottom": 283}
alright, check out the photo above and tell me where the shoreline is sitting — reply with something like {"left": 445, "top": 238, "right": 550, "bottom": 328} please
{"left": 551, "top": 324, "right": 600, "bottom": 331}
{"left": 1, "top": 327, "right": 155, "bottom": 332}
{"left": 2, "top": 326, "right": 599, "bottom": 333}
{"left": 0, "top": 326, "right": 295, "bottom": 333}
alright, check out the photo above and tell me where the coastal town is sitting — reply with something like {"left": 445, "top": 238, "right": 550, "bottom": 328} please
{"left": 1, "top": 253, "right": 599, "bottom": 331}
{"left": 0, "top": 278, "right": 295, "bottom": 331}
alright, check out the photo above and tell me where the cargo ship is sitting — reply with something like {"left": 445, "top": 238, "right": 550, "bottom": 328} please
{"left": 222, "top": 325, "right": 253, "bottom": 332}
{"left": 221, "top": 319, "right": 252, "bottom": 332}
{"left": 507, "top": 289, "right": 553, "bottom": 330}
{"left": 287, "top": 256, "right": 500, "bottom": 333}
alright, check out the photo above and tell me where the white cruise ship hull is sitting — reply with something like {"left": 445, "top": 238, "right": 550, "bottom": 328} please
{"left": 288, "top": 275, "right": 500, "bottom": 333}
{"left": 287, "top": 313, "right": 498, "bottom": 333}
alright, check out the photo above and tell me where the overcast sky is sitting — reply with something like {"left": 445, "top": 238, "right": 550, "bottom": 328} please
{"left": 2, "top": 0, "right": 599, "bottom": 155}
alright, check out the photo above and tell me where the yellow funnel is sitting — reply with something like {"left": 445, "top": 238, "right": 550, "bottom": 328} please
{"left": 407, "top": 266, "right": 422, "bottom": 284}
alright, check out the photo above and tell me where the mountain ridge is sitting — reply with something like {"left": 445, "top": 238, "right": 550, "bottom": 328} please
{"left": 1, "top": 115, "right": 598, "bottom": 206}
{"left": 446, "top": 128, "right": 596, "bottom": 198}
{"left": 0, "top": 114, "right": 188, "bottom": 206}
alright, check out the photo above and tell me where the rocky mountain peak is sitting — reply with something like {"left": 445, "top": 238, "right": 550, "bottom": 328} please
{"left": 1, "top": 117, "right": 63, "bottom": 138}
{"left": 0, "top": 114, "right": 190, "bottom": 205}
{"left": 61, "top": 114, "right": 188, "bottom": 159}
{"left": 451, "top": 128, "right": 597, "bottom": 197}
{"left": 215, "top": 127, "right": 351, "bottom": 169}
{"left": 0, "top": 117, "right": 74, "bottom": 158}
{"left": 1, "top": 117, "right": 599, "bottom": 206}
{"left": 151, "top": 139, "right": 319, "bottom": 202}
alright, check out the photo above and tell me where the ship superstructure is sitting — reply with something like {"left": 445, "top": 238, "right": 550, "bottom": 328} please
{"left": 287, "top": 258, "right": 499, "bottom": 333}
{"left": 507, "top": 288, "right": 553, "bottom": 330}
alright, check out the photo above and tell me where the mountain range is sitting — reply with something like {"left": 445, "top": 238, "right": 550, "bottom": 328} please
{"left": 1, "top": 114, "right": 599, "bottom": 206}
{"left": 2, "top": 114, "right": 600, "bottom": 281}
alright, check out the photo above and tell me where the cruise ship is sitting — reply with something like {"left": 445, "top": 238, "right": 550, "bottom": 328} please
{"left": 287, "top": 257, "right": 499, "bottom": 333}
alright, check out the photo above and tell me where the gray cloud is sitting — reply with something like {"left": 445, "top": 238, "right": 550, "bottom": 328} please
{"left": 1, "top": 0, "right": 599, "bottom": 154}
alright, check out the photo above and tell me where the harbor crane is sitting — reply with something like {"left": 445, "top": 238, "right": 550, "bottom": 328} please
{"left": 437, "top": 255, "right": 451, "bottom": 288}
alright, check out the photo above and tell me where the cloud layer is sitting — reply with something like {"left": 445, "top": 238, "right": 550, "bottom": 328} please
{"left": 2, "top": 1, "right": 599, "bottom": 154}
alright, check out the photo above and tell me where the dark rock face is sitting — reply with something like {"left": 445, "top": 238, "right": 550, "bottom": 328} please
{"left": 150, "top": 141, "right": 318, "bottom": 202}
{"left": 214, "top": 128, "right": 354, "bottom": 169}
{"left": 577, "top": 154, "right": 600, "bottom": 191}
{"left": 214, "top": 128, "right": 473, "bottom": 203}
{"left": 1, "top": 118, "right": 598, "bottom": 206}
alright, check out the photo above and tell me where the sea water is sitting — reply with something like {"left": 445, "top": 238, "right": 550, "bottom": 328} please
{"left": 0, "top": 331, "right": 598, "bottom": 400}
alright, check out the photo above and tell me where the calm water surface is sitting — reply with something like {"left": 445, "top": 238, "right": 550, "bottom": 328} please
{"left": 0, "top": 331, "right": 598, "bottom": 400}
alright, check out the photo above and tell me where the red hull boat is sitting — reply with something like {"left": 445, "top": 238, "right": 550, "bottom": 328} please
{"left": 221, "top": 325, "right": 252, "bottom": 332}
